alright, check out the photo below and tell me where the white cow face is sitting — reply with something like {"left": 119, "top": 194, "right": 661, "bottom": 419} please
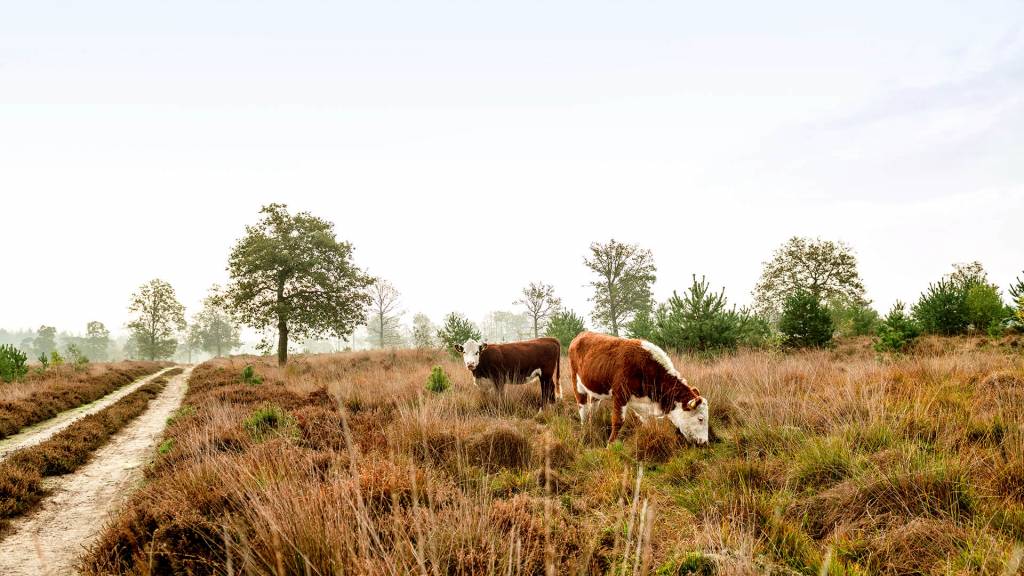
{"left": 457, "top": 338, "right": 487, "bottom": 371}
{"left": 668, "top": 397, "right": 709, "bottom": 445}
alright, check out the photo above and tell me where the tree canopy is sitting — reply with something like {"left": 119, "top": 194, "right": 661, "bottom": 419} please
{"left": 84, "top": 321, "right": 110, "bottom": 361}
{"left": 436, "top": 312, "right": 481, "bottom": 355}
{"left": 223, "top": 204, "right": 373, "bottom": 365}
{"left": 753, "top": 237, "right": 867, "bottom": 319}
{"left": 193, "top": 290, "right": 242, "bottom": 357}
{"left": 584, "top": 239, "right": 656, "bottom": 336}
{"left": 545, "top": 309, "right": 586, "bottom": 352}
{"left": 515, "top": 282, "right": 562, "bottom": 338}
{"left": 126, "top": 279, "right": 186, "bottom": 361}
{"left": 366, "top": 278, "right": 404, "bottom": 348}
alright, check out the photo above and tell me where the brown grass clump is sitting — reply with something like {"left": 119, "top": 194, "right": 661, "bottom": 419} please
{"left": 79, "top": 341, "right": 1024, "bottom": 575}
{"left": 0, "top": 361, "right": 169, "bottom": 439}
{"left": 0, "top": 379, "right": 167, "bottom": 533}
{"left": 631, "top": 420, "right": 681, "bottom": 463}
{"left": 466, "top": 424, "right": 533, "bottom": 471}
{"left": 862, "top": 518, "right": 967, "bottom": 575}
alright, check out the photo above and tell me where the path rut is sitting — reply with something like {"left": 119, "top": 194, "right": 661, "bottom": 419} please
{"left": 0, "top": 366, "right": 192, "bottom": 575}
{"left": 0, "top": 366, "right": 178, "bottom": 462}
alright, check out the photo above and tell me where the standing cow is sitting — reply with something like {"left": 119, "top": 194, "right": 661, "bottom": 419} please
{"left": 569, "top": 331, "right": 708, "bottom": 445}
{"left": 456, "top": 337, "right": 562, "bottom": 403}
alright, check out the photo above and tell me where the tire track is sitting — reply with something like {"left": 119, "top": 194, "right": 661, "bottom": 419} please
{"left": 0, "top": 367, "right": 192, "bottom": 575}
{"left": 0, "top": 366, "right": 177, "bottom": 462}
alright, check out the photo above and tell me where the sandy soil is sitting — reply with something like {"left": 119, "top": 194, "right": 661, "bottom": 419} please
{"left": 0, "top": 367, "right": 192, "bottom": 576}
{"left": 0, "top": 366, "right": 178, "bottom": 462}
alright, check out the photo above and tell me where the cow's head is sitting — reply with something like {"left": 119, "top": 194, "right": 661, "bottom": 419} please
{"left": 667, "top": 388, "right": 709, "bottom": 445}
{"left": 457, "top": 338, "right": 487, "bottom": 371}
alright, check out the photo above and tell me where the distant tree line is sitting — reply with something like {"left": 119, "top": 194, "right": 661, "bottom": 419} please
{"left": 8, "top": 205, "right": 1022, "bottom": 365}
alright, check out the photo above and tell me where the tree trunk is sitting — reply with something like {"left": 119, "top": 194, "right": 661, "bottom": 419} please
{"left": 533, "top": 316, "right": 539, "bottom": 339}
{"left": 379, "top": 313, "right": 384, "bottom": 349}
{"left": 277, "top": 317, "right": 288, "bottom": 366}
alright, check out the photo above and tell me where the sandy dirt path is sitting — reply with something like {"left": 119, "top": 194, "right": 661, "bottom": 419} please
{"left": 0, "top": 366, "right": 192, "bottom": 576}
{"left": 0, "top": 366, "right": 178, "bottom": 462}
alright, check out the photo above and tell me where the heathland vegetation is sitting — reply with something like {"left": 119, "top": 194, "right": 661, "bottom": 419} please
{"left": 78, "top": 338, "right": 1024, "bottom": 575}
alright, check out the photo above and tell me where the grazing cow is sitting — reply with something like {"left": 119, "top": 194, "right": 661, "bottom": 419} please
{"left": 568, "top": 331, "right": 708, "bottom": 445}
{"left": 456, "top": 337, "right": 562, "bottom": 403}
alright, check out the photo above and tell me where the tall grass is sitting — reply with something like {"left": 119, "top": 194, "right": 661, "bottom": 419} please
{"left": 81, "top": 338, "right": 1024, "bottom": 575}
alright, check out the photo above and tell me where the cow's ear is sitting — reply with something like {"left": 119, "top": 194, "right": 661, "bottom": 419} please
{"left": 455, "top": 344, "right": 463, "bottom": 353}
{"left": 686, "top": 397, "right": 702, "bottom": 410}
{"left": 479, "top": 342, "right": 488, "bottom": 351}
{"left": 691, "top": 387, "right": 701, "bottom": 397}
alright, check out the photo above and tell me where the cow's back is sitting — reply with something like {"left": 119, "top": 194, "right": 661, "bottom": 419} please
{"left": 478, "top": 337, "right": 560, "bottom": 381}
{"left": 569, "top": 332, "right": 637, "bottom": 389}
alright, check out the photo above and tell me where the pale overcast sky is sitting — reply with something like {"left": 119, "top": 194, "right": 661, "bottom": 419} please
{"left": 1, "top": 1, "right": 1022, "bottom": 337}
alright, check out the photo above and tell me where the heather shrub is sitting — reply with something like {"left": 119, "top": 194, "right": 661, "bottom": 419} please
{"left": 0, "top": 344, "right": 28, "bottom": 382}
{"left": 425, "top": 365, "right": 451, "bottom": 393}
{"left": 240, "top": 364, "right": 263, "bottom": 386}
{"left": 243, "top": 404, "right": 297, "bottom": 442}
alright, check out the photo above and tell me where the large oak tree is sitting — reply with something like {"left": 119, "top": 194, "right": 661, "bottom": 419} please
{"left": 224, "top": 204, "right": 372, "bottom": 365}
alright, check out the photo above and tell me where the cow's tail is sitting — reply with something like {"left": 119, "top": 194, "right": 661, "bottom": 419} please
{"left": 554, "top": 341, "right": 563, "bottom": 400}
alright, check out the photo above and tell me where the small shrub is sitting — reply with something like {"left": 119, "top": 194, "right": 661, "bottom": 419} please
{"left": 873, "top": 301, "right": 921, "bottom": 354}
{"left": 0, "top": 344, "right": 28, "bottom": 382}
{"left": 50, "top": 350, "right": 65, "bottom": 367}
{"left": 243, "top": 405, "right": 296, "bottom": 442}
{"left": 65, "top": 343, "right": 89, "bottom": 367}
{"left": 37, "top": 353, "right": 48, "bottom": 368}
{"left": 657, "top": 552, "right": 717, "bottom": 575}
{"left": 965, "top": 282, "right": 1007, "bottom": 332}
{"left": 240, "top": 364, "right": 263, "bottom": 386}
{"left": 425, "top": 366, "right": 451, "bottom": 393}
{"left": 831, "top": 298, "right": 880, "bottom": 337}
{"left": 779, "top": 291, "right": 833, "bottom": 348}
{"left": 651, "top": 275, "right": 746, "bottom": 353}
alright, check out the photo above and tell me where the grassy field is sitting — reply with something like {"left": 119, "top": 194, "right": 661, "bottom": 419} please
{"left": 0, "top": 361, "right": 170, "bottom": 439}
{"left": 81, "top": 338, "right": 1023, "bottom": 575}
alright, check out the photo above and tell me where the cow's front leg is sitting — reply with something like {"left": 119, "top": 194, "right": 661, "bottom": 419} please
{"left": 608, "top": 398, "right": 625, "bottom": 444}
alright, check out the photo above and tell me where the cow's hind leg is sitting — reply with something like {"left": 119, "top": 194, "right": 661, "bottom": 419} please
{"left": 539, "top": 375, "right": 555, "bottom": 404}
